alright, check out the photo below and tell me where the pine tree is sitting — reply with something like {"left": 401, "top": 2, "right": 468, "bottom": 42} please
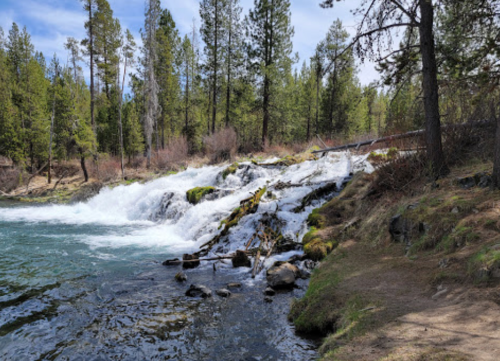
{"left": 246, "top": 0, "right": 294, "bottom": 147}
{"left": 142, "top": 0, "right": 161, "bottom": 168}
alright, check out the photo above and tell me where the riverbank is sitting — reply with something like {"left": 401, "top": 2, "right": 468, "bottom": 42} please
{"left": 290, "top": 157, "right": 500, "bottom": 360}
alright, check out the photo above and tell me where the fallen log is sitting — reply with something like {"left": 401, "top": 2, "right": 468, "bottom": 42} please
{"left": 312, "top": 120, "right": 494, "bottom": 154}
{"left": 163, "top": 253, "right": 250, "bottom": 266}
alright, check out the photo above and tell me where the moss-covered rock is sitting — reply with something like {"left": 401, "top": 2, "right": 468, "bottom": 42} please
{"left": 197, "top": 187, "right": 267, "bottom": 256}
{"left": 186, "top": 186, "right": 215, "bottom": 205}
{"left": 221, "top": 163, "right": 239, "bottom": 180}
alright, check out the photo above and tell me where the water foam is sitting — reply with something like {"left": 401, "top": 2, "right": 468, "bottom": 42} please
{"left": 0, "top": 153, "right": 372, "bottom": 253}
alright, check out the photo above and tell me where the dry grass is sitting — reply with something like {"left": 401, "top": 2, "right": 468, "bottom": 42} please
{"left": 0, "top": 166, "right": 28, "bottom": 193}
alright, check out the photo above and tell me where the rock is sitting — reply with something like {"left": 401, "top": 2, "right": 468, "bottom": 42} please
{"left": 407, "top": 202, "right": 419, "bottom": 210}
{"left": 475, "top": 172, "right": 492, "bottom": 188}
{"left": 182, "top": 254, "right": 200, "bottom": 269}
{"left": 456, "top": 176, "right": 476, "bottom": 190}
{"left": 203, "top": 189, "right": 235, "bottom": 202}
{"left": 451, "top": 207, "right": 460, "bottom": 214}
{"left": 266, "top": 262, "right": 300, "bottom": 289}
{"left": 175, "top": 272, "right": 187, "bottom": 282}
{"left": 438, "top": 258, "right": 449, "bottom": 269}
{"left": 276, "top": 237, "right": 301, "bottom": 253}
{"left": 162, "top": 258, "right": 182, "bottom": 266}
{"left": 264, "top": 287, "right": 276, "bottom": 296}
{"left": 69, "top": 182, "right": 103, "bottom": 204}
{"left": 389, "top": 214, "right": 411, "bottom": 250}
{"left": 303, "top": 259, "right": 318, "bottom": 270}
{"left": 299, "top": 268, "right": 311, "bottom": 279}
{"left": 287, "top": 254, "right": 308, "bottom": 265}
{"left": 227, "top": 282, "right": 242, "bottom": 288}
{"left": 216, "top": 288, "right": 231, "bottom": 298}
{"left": 232, "top": 250, "right": 251, "bottom": 268}
{"left": 149, "top": 192, "right": 175, "bottom": 221}
{"left": 185, "top": 284, "right": 212, "bottom": 298}
{"left": 264, "top": 296, "right": 273, "bottom": 303}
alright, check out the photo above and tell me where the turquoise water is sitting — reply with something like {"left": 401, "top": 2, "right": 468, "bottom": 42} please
{"left": 0, "top": 201, "right": 317, "bottom": 360}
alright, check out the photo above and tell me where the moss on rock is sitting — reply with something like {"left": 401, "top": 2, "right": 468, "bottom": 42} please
{"left": 222, "top": 163, "right": 239, "bottom": 180}
{"left": 186, "top": 186, "right": 215, "bottom": 205}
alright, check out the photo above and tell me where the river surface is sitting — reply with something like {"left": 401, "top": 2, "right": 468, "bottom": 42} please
{"left": 0, "top": 154, "right": 372, "bottom": 361}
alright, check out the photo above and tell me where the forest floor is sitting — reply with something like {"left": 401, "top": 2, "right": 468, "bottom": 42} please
{"left": 290, "top": 158, "right": 500, "bottom": 361}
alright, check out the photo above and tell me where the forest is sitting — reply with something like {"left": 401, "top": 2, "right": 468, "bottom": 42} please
{"left": 1, "top": 0, "right": 500, "bottom": 185}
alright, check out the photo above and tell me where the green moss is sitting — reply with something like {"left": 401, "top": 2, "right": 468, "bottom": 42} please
{"left": 222, "top": 163, "right": 239, "bottom": 180}
{"left": 304, "top": 239, "right": 337, "bottom": 261}
{"left": 198, "top": 187, "right": 267, "bottom": 255}
{"left": 307, "top": 208, "right": 325, "bottom": 228}
{"left": 186, "top": 186, "right": 215, "bottom": 205}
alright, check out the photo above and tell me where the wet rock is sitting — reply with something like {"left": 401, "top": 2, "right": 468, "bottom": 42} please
{"left": 203, "top": 189, "right": 235, "bottom": 202}
{"left": 266, "top": 262, "right": 300, "bottom": 289}
{"left": 175, "top": 272, "right": 187, "bottom": 282}
{"left": 149, "top": 192, "right": 175, "bottom": 221}
{"left": 69, "top": 182, "right": 103, "bottom": 204}
{"left": 303, "top": 259, "right": 318, "bottom": 270}
{"left": 185, "top": 284, "right": 212, "bottom": 298}
{"left": 216, "top": 289, "right": 231, "bottom": 298}
{"left": 232, "top": 250, "right": 251, "bottom": 268}
{"left": 276, "top": 237, "right": 301, "bottom": 253}
{"left": 227, "top": 282, "right": 242, "bottom": 288}
{"left": 287, "top": 254, "right": 308, "bottom": 265}
{"left": 162, "top": 258, "right": 182, "bottom": 266}
{"left": 264, "top": 287, "right": 276, "bottom": 296}
{"left": 264, "top": 296, "right": 273, "bottom": 303}
{"left": 182, "top": 254, "right": 200, "bottom": 269}
{"left": 299, "top": 269, "right": 311, "bottom": 279}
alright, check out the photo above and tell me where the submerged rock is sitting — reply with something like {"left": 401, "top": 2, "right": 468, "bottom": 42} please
{"left": 182, "top": 254, "right": 200, "bottom": 269}
{"left": 264, "top": 296, "right": 273, "bottom": 303}
{"left": 232, "top": 250, "right": 251, "bottom": 268}
{"left": 216, "top": 289, "right": 231, "bottom": 298}
{"left": 162, "top": 258, "right": 182, "bottom": 266}
{"left": 185, "top": 284, "right": 212, "bottom": 298}
{"left": 266, "top": 262, "right": 299, "bottom": 288}
{"left": 175, "top": 272, "right": 187, "bottom": 282}
{"left": 227, "top": 282, "right": 242, "bottom": 288}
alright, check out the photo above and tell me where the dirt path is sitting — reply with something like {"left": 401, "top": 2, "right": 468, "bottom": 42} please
{"left": 328, "top": 241, "right": 500, "bottom": 361}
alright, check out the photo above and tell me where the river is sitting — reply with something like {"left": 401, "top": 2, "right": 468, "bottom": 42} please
{"left": 0, "top": 153, "right": 372, "bottom": 360}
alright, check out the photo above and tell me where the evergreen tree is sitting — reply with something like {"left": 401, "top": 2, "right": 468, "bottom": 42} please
{"left": 246, "top": 0, "right": 294, "bottom": 147}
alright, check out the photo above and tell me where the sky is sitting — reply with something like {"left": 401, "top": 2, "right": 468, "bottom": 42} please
{"left": 0, "top": 0, "right": 379, "bottom": 87}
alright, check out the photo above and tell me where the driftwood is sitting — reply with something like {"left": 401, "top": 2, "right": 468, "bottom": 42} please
{"left": 163, "top": 252, "right": 252, "bottom": 266}
{"left": 312, "top": 120, "right": 494, "bottom": 154}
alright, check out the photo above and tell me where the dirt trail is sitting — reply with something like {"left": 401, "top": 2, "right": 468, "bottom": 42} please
{"left": 331, "top": 240, "right": 500, "bottom": 361}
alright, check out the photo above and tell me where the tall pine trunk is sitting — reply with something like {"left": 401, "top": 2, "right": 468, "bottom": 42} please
{"left": 493, "top": 115, "right": 500, "bottom": 189}
{"left": 212, "top": 0, "right": 219, "bottom": 134}
{"left": 419, "top": 0, "right": 448, "bottom": 176}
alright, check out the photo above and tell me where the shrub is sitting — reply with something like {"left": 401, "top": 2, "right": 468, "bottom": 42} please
{"left": 154, "top": 136, "right": 189, "bottom": 170}
{"left": 89, "top": 156, "right": 121, "bottom": 183}
{"left": 0, "top": 166, "right": 28, "bottom": 193}
{"left": 204, "top": 128, "right": 238, "bottom": 164}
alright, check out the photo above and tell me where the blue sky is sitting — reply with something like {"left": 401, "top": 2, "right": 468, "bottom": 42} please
{"left": 0, "top": 0, "right": 378, "bottom": 86}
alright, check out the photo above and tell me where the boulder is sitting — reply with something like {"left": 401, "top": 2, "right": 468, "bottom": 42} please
{"left": 185, "top": 284, "right": 212, "bottom": 298}
{"left": 264, "top": 287, "right": 276, "bottom": 296}
{"left": 232, "top": 250, "right": 251, "bottom": 268}
{"left": 266, "top": 262, "right": 300, "bottom": 289}
{"left": 175, "top": 272, "right": 187, "bottom": 282}
{"left": 216, "top": 289, "right": 231, "bottom": 298}
{"left": 182, "top": 254, "right": 200, "bottom": 269}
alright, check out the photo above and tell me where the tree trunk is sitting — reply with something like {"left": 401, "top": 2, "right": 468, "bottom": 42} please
{"left": 306, "top": 103, "right": 311, "bottom": 142}
{"left": 48, "top": 71, "right": 57, "bottom": 184}
{"left": 118, "top": 57, "right": 127, "bottom": 179}
{"left": 419, "top": 0, "right": 448, "bottom": 176}
{"left": 81, "top": 155, "right": 89, "bottom": 183}
{"left": 263, "top": 75, "right": 270, "bottom": 147}
{"left": 89, "top": 4, "right": 95, "bottom": 131}
{"left": 493, "top": 115, "right": 500, "bottom": 189}
{"left": 225, "top": 4, "right": 232, "bottom": 128}
{"left": 212, "top": 0, "right": 219, "bottom": 134}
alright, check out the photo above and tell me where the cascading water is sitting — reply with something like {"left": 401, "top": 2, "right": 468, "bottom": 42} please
{"left": 0, "top": 153, "right": 373, "bottom": 361}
